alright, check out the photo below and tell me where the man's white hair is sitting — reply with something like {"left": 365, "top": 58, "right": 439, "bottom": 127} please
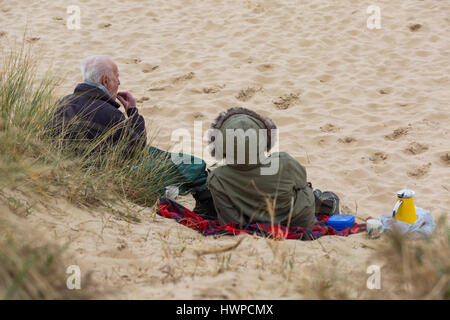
{"left": 80, "top": 55, "right": 113, "bottom": 83}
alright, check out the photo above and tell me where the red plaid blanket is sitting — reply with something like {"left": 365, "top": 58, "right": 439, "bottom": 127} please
{"left": 158, "top": 198, "right": 366, "bottom": 240}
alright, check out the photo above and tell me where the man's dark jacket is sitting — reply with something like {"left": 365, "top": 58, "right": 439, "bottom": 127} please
{"left": 50, "top": 83, "right": 146, "bottom": 153}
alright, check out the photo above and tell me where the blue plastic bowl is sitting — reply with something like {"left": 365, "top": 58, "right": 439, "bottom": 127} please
{"left": 327, "top": 214, "right": 355, "bottom": 231}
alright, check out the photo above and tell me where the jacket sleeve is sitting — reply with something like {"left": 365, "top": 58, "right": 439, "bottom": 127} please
{"left": 125, "top": 107, "right": 147, "bottom": 147}
{"left": 111, "top": 107, "right": 147, "bottom": 153}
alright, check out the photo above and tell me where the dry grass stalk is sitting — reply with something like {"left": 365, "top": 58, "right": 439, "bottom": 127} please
{"left": 194, "top": 237, "right": 244, "bottom": 257}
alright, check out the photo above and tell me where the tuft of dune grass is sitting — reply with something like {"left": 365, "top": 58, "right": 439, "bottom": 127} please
{"left": 295, "top": 215, "right": 449, "bottom": 300}
{"left": 0, "top": 219, "right": 93, "bottom": 300}
{"left": 371, "top": 214, "right": 450, "bottom": 299}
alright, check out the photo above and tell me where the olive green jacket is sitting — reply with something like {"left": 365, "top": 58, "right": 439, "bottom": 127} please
{"left": 207, "top": 152, "right": 316, "bottom": 227}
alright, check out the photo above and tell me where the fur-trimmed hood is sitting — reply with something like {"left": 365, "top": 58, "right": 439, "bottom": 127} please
{"left": 207, "top": 107, "right": 277, "bottom": 168}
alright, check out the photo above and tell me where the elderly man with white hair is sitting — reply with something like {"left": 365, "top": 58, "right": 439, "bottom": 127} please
{"left": 50, "top": 55, "right": 216, "bottom": 214}
{"left": 51, "top": 55, "right": 146, "bottom": 153}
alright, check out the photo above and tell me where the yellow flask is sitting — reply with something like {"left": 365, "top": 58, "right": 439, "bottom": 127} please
{"left": 392, "top": 189, "right": 417, "bottom": 225}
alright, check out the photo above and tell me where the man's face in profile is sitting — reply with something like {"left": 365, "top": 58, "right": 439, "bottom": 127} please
{"left": 103, "top": 61, "right": 120, "bottom": 99}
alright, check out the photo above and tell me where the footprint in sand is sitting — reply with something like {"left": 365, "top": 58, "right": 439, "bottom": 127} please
{"left": 338, "top": 136, "right": 357, "bottom": 144}
{"left": 203, "top": 87, "right": 218, "bottom": 94}
{"left": 148, "top": 80, "right": 168, "bottom": 92}
{"left": 378, "top": 88, "right": 393, "bottom": 95}
{"left": 141, "top": 64, "right": 159, "bottom": 73}
{"left": 256, "top": 64, "right": 274, "bottom": 72}
{"left": 369, "top": 151, "right": 388, "bottom": 163}
{"left": 385, "top": 127, "right": 410, "bottom": 140}
{"left": 203, "top": 84, "right": 225, "bottom": 94}
{"left": 439, "top": 152, "right": 450, "bottom": 167}
{"left": 0, "top": 31, "right": 6, "bottom": 37}
{"left": 320, "top": 123, "right": 341, "bottom": 133}
{"left": 124, "top": 58, "right": 142, "bottom": 65}
{"left": 314, "top": 136, "right": 334, "bottom": 147}
{"left": 407, "top": 163, "right": 431, "bottom": 178}
{"left": 53, "top": 17, "right": 65, "bottom": 25}
{"left": 192, "top": 112, "right": 204, "bottom": 119}
{"left": 117, "top": 242, "right": 127, "bottom": 251}
{"left": 404, "top": 142, "right": 429, "bottom": 155}
{"left": 273, "top": 93, "right": 300, "bottom": 110}
{"left": 173, "top": 72, "right": 195, "bottom": 84}
{"left": 408, "top": 23, "right": 422, "bottom": 32}
{"left": 236, "top": 86, "right": 262, "bottom": 102}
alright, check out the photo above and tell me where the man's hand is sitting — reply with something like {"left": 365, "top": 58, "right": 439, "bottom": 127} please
{"left": 117, "top": 91, "right": 136, "bottom": 111}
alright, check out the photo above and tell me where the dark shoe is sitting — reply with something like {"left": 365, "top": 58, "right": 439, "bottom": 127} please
{"left": 192, "top": 187, "right": 218, "bottom": 219}
{"left": 314, "top": 190, "right": 340, "bottom": 216}
{"left": 320, "top": 191, "right": 340, "bottom": 216}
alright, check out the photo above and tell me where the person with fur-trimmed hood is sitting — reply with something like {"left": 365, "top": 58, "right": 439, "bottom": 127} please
{"left": 206, "top": 107, "right": 321, "bottom": 228}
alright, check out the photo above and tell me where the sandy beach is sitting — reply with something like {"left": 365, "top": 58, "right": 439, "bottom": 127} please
{"left": 0, "top": 0, "right": 448, "bottom": 299}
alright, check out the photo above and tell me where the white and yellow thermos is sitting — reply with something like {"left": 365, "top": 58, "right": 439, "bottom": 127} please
{"left": 392, "top": 189, "right": 417, "bottom": 225}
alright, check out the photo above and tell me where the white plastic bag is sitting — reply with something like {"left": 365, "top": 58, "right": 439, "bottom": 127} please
{"left": 380, "top": 206, "right": 436, "bottom": 239}
{"left": 164, "top": 185, "right": 179, "bottom": 200}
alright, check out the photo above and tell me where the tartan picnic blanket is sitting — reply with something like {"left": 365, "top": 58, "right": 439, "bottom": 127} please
{"left": 158, "top": 198, "right": 366, "bottom": 240}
